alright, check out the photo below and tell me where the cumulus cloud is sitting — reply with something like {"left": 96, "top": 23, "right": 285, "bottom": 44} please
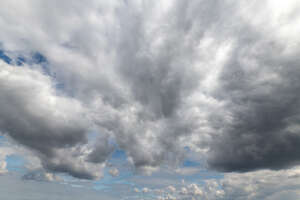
{"left": 109, "top": 167, "right": 119, "bottom": 177}
{"left": 0, "top": 148, "right": 11, "bottom": 175}
{"left": 217, "top": 167, "right": 300, "bottom": 200}
{"left": 167, "top": 185, "right": 176, "bottom": 193}
{"left": 0, "top": 61, "right": 104, "bottom": 179}
{"left": 0, "top": 0, "right": 300, "bottom": 180}
{"left": 0, "top": 160, "right": 7, "bottom": 174}
{"left": 138, "top": 168, "right": 300, "bottom": 200}
{"left": 206, "top": 1, "right": 300, "bottom": 171}
{"left": 142, "top": 187, "right": 150, "bottom": 193}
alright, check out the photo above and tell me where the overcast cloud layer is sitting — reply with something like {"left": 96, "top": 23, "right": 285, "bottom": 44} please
{"left": 0, "top": 0, "right": 300, "bottom": 187}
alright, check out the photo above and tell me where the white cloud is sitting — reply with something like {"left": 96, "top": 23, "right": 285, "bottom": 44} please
{"left": 142, "top": 187, "right": 150, "bottom": 193}
{"left": 109, "top": 168, "right": 119, "bottom": 177}
{"left": 167, "top": 185, "right": 176, "bottom": 193}
{"left": 0, "top": 161, "right": 7, "bottom": 174}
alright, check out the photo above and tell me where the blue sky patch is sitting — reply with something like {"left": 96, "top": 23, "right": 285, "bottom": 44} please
{"left": 0, "top": 50, "right": 12, "bottom": 64}
{"left": 6, "top": 155, "right": 25, "bottom": 172}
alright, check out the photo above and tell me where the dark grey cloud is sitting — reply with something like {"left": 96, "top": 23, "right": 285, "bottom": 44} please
{"left": 0, "top": 62, "right": 103, "bottom": 179}
{"left": 207, "top": 19, "right": 300, "bottom": 172}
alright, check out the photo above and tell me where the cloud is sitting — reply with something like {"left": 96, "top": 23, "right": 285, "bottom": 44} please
{"left": 87, "top": 134, "right": 114, "bottom": 164}
{"left": 0, "top": 161, "right": 7, "bottom": 174}
{"left": 0, "top": 61, "right": 104, "bottom": 179}
{"left": 109, "top": 168, "right": 119, "bottom": 177}
{"left": 167, "top": 185, "right": 176, "bottom": 193}
{"left": 206, "top": 1, "right": 300, "bottom": 172}
{"left": 0, "top": 152, "right": 8, "bottom": 174}
{"left": 142, "top": 187, "right": 150, "bottom": 193}
{"left": 0, "top": 0, "right": 300, "bottom": 180}
{"left": 175, "top": 167, "right": 201, "bottom": 176}
{"left": 135, "top": 167, "right": 300, "bottom": 200}
{"left": 218, "top": 167, "right": 300, "bottom": 200}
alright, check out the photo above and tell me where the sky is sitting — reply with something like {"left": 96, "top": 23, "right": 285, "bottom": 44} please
{"left": 0, "top": 0, "right": 300, "bottom": 199}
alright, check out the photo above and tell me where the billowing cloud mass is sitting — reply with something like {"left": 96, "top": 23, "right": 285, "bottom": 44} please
{"left": 0, "top": 61, "right": 105, "bottom": 179}
{"left": 0, "top": 0, "right": 300, "bottom": 182}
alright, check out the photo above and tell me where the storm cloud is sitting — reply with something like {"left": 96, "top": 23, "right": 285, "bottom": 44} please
{"left": 0, "top": 0, "right": 300, "bottom": 179}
